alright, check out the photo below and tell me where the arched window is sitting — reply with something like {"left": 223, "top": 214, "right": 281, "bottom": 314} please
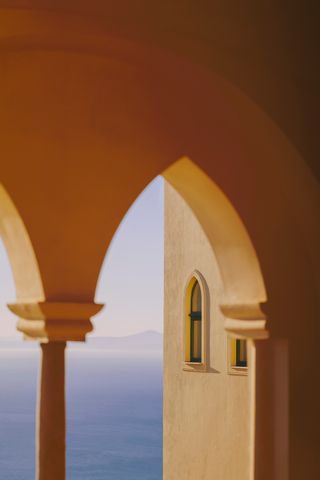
{"left": 184, "top": 273, "right": 206, "bottom": 367}
{"left": 189, "top": 281, "right": 202, "bottom": 362}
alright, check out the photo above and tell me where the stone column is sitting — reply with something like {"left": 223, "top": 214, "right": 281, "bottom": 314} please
{"left": 223, "top": 302, "right": 290, "bottom": 480}
{"left": 8, "top": 301, "right": 103, "bottom": 480}
{"left": 221, "top": 302, "right": 270, "bottom": 480}
{"left": 252, "top": 338, "right": 289, "bottom": 480}
{"left": 37, "top": 342, "right": 66, "bottom": 480}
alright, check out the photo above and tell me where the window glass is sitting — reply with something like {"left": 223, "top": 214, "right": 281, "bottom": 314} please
{"left": 190, "top": 280, "right": 202, "bottom": 362}
{"left": 236, "top": 339, "right": 247, "bottom": 367}
{"left": 191, "top": 319, "right": 202, "bottom": 361}
{"left": 191, "top": 281, "right": 201, "bottom": 313}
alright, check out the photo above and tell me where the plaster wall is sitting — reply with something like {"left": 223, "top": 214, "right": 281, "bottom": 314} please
{"left": 163, "top": 181, "right": 249, "bottom": 480}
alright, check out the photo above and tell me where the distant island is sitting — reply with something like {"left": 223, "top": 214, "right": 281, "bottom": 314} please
{"left": 0, "top": 330, "right": 163, "bottom": 351}
{"left": 86, "top": 330, "right": 163, "bottom": 350}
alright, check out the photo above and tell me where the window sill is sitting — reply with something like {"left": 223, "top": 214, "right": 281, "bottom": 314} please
{"left": 228, "top": 365, "right": 248, "bottom": 376}
{"left": 183, "top": 362, "right": 207, "bottom": 372}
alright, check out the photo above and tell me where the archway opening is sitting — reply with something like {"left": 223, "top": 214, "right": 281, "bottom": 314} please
{"left": 66, "top": 176, "right": 164, "bottom": 480}
{"left": 66, "top": 158, "right": 266, "bottom": 479}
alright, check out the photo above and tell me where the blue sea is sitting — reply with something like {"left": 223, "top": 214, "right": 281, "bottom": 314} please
{"left": 0, "top": 347, "right": 163, "bottom": 479}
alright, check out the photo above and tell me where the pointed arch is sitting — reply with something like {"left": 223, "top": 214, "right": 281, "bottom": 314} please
{"left": 163, "top": 158, "right": 267, "bottom": 340}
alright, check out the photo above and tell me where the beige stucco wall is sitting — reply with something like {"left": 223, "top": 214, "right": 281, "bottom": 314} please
{"left": 164, "top": 181, "right": 250, "bottom": 480}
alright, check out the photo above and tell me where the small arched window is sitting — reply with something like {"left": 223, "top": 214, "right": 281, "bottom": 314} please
{"left": 189, "top": 281, "right": 202, "bottom": 362}
{"left": 185, "top": 274, "right": 206, "bottom": 367}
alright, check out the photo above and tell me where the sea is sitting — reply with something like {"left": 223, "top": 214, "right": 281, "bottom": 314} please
{"left": 0, "top": 346, "right": 163, "bottom": 480}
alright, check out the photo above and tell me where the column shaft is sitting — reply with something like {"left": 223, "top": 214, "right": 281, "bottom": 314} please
{"left": 36, "top": 342, "right": 66, "bottom": 480}
{"left": 252, "top": 339, "right": 289, "bottom": 480}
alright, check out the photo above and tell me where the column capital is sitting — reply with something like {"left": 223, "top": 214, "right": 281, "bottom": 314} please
{"left": 7, "top": 301, "right": 104, "bottom": 342}
{"left": 221, "top": 302, "right": 269, "bottom": 340}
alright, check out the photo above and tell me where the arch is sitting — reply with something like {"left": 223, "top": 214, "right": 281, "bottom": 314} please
{"left": 0, "top": 25, "right": 318, "bottom": 318}
{"left": 0, "top": 7, "right": 318, "bottom": 478}
{"left": 164, "top": 158, "right": 266, "bottom": 308}
{"left": 94, "top": 157, "right": 268, "bottom": 340}
{"left": 93, "top": 155, "right": 267, "bottom": 339}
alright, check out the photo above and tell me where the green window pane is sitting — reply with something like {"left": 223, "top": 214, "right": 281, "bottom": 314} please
{"left": 236, "top": 339, "right": 247, "bottom": 367}
{"left": 191, "top": 281, "right": 201, "bottom": 313}
{"left": 191, "top": 319, "right": 202, "bottom": 362}
{"left": 190, "top": 280, "right": 202, "bottom": 362}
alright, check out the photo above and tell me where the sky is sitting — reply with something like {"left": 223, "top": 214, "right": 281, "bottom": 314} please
{"left": 0, "top": 176, "right": 164, "bottom": 338}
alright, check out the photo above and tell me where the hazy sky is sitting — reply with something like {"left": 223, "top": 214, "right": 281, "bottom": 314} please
{"left": 0, "top": 177, "right": 164, "bottom": 338}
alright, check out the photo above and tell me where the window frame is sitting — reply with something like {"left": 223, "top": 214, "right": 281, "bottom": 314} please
{"left": 189, "top": 281, "right": 202, "bottom": 362}
{"left": 227, "top": 337, "right": 248, "bottom": 376}
{"left": 183, "top": 271, "right": 208, "bottom": 372}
